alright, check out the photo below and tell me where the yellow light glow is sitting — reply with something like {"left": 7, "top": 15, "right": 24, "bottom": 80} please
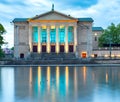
{"left": 42, "top": 25, "right": 46, "bottom": 29}
{"left": 65, "top": 44, "right": 68, "bottom": 53}
{"left": 29, "top": 67, "right": 32, "bottom": 84}
{"left": 81, "top": 52, "right": 87, "bottom": 58}
{"left": 60, "top": 25, "right": 64, "bottom": 29}
{"left": 38, "top": 43, "right": 41, "bottom": 53}
{"left": 29, "top": 20, "right": 78, "bottom": 23}
{"left": 83, "top": 66, "right": 87, "bottom": 84}
{"left": 111, "top": 54, "right": 115, "bottom": 57}
{"left": 38, "top": 66, "right": 41, "bottom": 92}
{"left": 56, "top": 43, "right": 59, "bottom": 53}
{"left": 117, "top": 55, "right": 120, "bottom": 57}
{"left": 56, "top": 66, "right": 59, "bottom": 91}
{"left": 94, "top": 33, "right": 97, "bottom": 36}
{"left": 29, "top": 67, "right": 32, "bottom": 95}
{"left": 51, "top": 26, "right": 55, "bottom": 29}
{"left": 104, "top": 54, "right": 109, "bottom": 57}
{"left": 47, "top": 66, "right": 50, "bottom": 92}
{"left": 91, "top": 54, "right": 94, "bottom": 57}
{"left": 106, "top": 72, "right": 108, "bottom": 83}
{"left": 47, "top": 43, "right": 50, "bottom": 53}
{"left": 65, "top": 66, "right": 69, "bottom": 95}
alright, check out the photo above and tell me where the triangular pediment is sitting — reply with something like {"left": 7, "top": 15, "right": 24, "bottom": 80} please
{"left": 30, "top": 10, "right": 77, "bottom": 20}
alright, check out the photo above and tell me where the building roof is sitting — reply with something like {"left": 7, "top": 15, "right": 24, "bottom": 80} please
{"left": 30, "top": 10, "right": 77, "bottom": 20}
{"left": 92, "top": 27, "right": 104, "bottom": 31}
{"left": 78, "top": 18, "right": 94, "bottom": 22}
{"left": 13, "top": 18, "right": 29, "bottom": 22}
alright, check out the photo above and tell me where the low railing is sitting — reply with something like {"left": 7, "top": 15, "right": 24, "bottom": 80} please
{"left": 93, "top": 47, "right": 120, "bottom": 50}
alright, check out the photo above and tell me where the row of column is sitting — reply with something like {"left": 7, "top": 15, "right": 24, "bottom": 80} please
{"left": 29, "top": 25, "right": 77, "bottom": 53}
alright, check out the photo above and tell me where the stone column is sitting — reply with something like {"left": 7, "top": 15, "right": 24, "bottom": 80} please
{"left": 47, "top": 26, "right": 50, "bottom": 53}
{"left": 56, "top": 26, "right": 59, "bottom": 53}
{"left": 29, "top": 26, "right": 32, "bottom": 52}
{"left": 65, "top": 26, "right": 68, "bottom": 53}
{"left": 38, "top": 26, "right": 41, "bottom": 53}
{"left": 74, "top": 26, "right": 77, "bottom": 52}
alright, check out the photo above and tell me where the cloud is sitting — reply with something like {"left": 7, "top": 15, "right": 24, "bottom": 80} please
{"left": 0, "top": 0, "right": 120, "bottom": 48}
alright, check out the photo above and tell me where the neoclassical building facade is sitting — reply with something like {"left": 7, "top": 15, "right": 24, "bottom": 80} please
{"left": 13, "top": 9, "right": 103, "bottom": 59}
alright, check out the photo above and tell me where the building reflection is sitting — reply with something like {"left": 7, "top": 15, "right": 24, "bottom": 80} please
{"left": 1, "top": 68, "right": 14, "bottom": 102}
{"left": 47, "top": 66, "right": 51, "bottom": 93}
{"left": 65, "top": 66, "right": 69, "bottom": 95}
{"left": 106, "top": 72, "right": 108, "bottom": 83}
{"left": 1, "top": 66, "right": 120, "bottom": 102}
{"left": 83, "top": 66, "right": 87, "bottom": 84}
{"left": 29, "top": 67, "right": 32, "bottom": 96}
{"left": 38, "top": 66, "right": 41, "bottom": 94}
{"left": 74, "top": 67, "right": 78, "bottom": 99}
{"left": 56, "top": 66, "right": 59, "bottom": 92}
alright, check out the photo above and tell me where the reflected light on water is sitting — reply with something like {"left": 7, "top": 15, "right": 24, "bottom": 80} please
{"left": 92, "top": 72, "right": 95, "bottom": 81}
{"left": 1, "top": 66, "right": 120, "bottom": 102}
{"left": 29, "top": 67, "right": 32, "bottom": 96}
{"left": 65, "top": 66, "right": 69, "bottom": 95}
{"left": 106, "top": 72, "right": 108, "bottom": 83}
{"left": 56, "top": 66, "right": 59, "bottom": 92}
{"left": 29, "top": 67, "right": 32, "bottom": 84}
{"left": 83, "top": 66, "right": 87, "bottom": 84}
{"left": 38, "top": 66, "right": 41, "bottom": 94}
{"left": 47, "top": 66, "right": 50, "bottom": 92}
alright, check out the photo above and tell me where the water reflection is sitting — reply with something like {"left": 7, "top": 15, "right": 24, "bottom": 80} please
{"left": 65, "top": 66, "right": 69, "bottom": 96}
{"left": 1, "top": 68, "right": 14, "bottom": 102}
{"left": 47, "top": 66, "right": 50, "bottom": 93}
{"left": 83, "top": 66, "right": 87, "bottom": 84}
{"left": 74, "top": 67, "right": 78, "bottom": 100}
{"left": 38, "top": 66, "right": 41, "bottom": 95}
{"left": 0, "top": 66, "right": 120, "bottom": 102}
{"left": 56, "top": 66, "right": 59, "bottom": 92}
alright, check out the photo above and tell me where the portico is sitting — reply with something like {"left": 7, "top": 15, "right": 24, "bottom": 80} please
{"left": 28, "top": 20, "right": 77, "bottom": 54}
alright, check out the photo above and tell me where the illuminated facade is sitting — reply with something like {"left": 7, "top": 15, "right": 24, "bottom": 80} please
{"left": 13, "top": 8, "right": 102, "bottom": 58}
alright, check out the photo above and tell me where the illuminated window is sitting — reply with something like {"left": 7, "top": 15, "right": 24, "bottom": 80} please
{"left": 32, "top": 27, "right": 38, "bottom": 42}
{"left": 41, "top": 28, "right": 47, "bottom": 43}
{"left": 81, "top": 52, "right": 87, "bottom": 58}
{"left": 59, "top": 26, "right": 65, "bottom": 43}
{"left": 50, "top": 28, "right": 56, "bottom": 43}
{"left": 68, "top": 26, "right": 73, "bottom": 43}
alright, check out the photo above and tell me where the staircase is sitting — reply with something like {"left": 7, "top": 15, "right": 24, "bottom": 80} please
{"left": 30, "top": 52, "right": 77, "bottom": 60}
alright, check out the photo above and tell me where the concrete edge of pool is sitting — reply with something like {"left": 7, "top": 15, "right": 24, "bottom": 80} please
{"left": 0, "top": 64, "right": 120, "bottom": 67}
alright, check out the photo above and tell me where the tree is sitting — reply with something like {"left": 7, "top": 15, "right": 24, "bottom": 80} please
{"left": 0, "top": 23, "right": 6, "bottom": 58}
{"left": 98, "top": 23, "right": 120, "bottom": 47}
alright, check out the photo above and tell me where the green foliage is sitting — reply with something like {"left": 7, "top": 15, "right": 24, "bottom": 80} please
{"left": 0, "top": 23, "right": 6, "bottom": 58}
{"left": 0, "top": 48, "right": 5, "bottom": 58}
{"left": 98, "top": 23, "right": 120, "bottom": 47}
{"left": 0, "top": 23, "right": 6, "bottom": 35}
{"left": 11, "top": 47, "right": 14, "bottom": 50}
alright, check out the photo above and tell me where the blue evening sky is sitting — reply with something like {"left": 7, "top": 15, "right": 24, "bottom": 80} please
{"left": 0, "top": 0, "right": 120, "bottom": 48}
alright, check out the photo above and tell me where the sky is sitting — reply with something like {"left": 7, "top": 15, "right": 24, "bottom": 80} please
{"left": 0, "top": 0, "right": 120, "bottom": 48}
